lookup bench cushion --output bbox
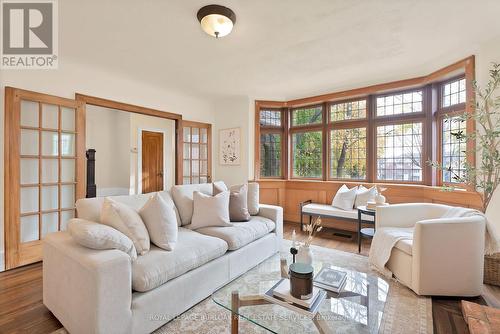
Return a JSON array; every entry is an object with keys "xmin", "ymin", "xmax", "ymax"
[
  {"xmin": 195, "ymin": 216, "xmax": 276, "ymax": 250},
  {"xmin": 302, "ymin": 203, "xmax": 374, "ymax": 221},
  {"xmin": 132, "ymin": 227, "xmax": 227, "ymax": 292}
]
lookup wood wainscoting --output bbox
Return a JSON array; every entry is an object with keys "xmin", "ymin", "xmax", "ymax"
[{"xmin": 258, "ymin": 180, "xmax": 482, "ymax": 231}]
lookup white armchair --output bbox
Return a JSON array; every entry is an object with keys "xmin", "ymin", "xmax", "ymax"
[{"xmin": 376, "ymin": 203, "xmax": 485, "ymax": 296}]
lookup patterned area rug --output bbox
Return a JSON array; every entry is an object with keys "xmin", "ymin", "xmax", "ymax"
[{"xmin": 52, "ymin": 241, "xmax": 433, "ymax": 333}]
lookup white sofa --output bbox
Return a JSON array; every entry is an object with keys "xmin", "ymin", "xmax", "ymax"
[
  {"xmin": 43, "ymin": 184, "xmax": 283, "ymax": 334},
  {"xmin": 377, "ymin": 203, "xmax": 485, "ymax": 296}
]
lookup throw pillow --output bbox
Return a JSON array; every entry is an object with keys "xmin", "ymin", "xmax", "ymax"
[
  {"xmin": 139, "ymin": 193, "xmax": 178, "ymax": 251},
  {"xmin": 355, "ymin": 186, "xmax": 378, "ymax": 208},
  {"xmin": 214, "ymin": 183, "xmax": 250, "ymax": 222},
  {"xmin": 247, "ymin": 182, "xmax": 260, "ymax": 215},
  {"xmin": 190, "ymin": 191, "xmax": 232, "ymax": 229},
  {"xmin": 68, "ymin": 219, "xmax": 137, "ymax": 260},
  {"xmin": 331, "ymin": 184, "xmax": 358, "ymax": 210},
  {"xmin": 101, "ymin": 197, "xmax": 150, "ymax": 255}
]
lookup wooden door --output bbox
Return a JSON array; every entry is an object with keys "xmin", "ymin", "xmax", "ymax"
[
  {"xmin": 4, "ymin": 87, "xmax": 85, "ymax": 269},
  {"xmin": 180, "ymin": 121, "xmax": 212, "ymax": 184},
  {"xmin": 142, "ymin": 131, "xmax": 163, "ymax": 193}
]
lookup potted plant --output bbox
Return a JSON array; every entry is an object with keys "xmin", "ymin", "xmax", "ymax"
[{"xmin": 430, "ymin": 63, "xmax": 500, "ymax": 285}]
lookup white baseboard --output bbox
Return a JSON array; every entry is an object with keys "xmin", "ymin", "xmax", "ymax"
[{"xmin": 0, "ymin": 250, "xmax": 5, "ymax": 272}]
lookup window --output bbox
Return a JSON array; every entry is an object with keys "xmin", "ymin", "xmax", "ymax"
[
  {"xmin": 260, "ymin": 109, "xmax": 281, "ymax": 127},
  {"xmin": 292, "ymin": 131, "xmax": 323, "ymax": 178},
  {"xmin": 259, "ymin": 108, "xmax": 284, "ymax": 178},
  {"xmin": 376, "ymin": 91, "xmax": 423, "ymax": 116},
  {"xmin": 255, "ymin": 59, "xmax": 474, "ymax": 185},
  {"xmin": 260, "ymin": 133, "xmax": 282, "ymax": 177},
  {"xmin": 442, "ymin": 78, "xmax": 466, "ymax": 108},
  {"xmin": 330, "ymin": 128, "xmax": 367, "ymax": 179},
  {"xmin": 376, "ymin": 122, "xmax": 423, "ymax": 182},
  {"xmin": 441, "ymin": 116, "xmax": 467, "ymax": 183},
  {"xmin": 330, "ymin": 99, "xmax": 366, "ymax": 121},
  {"xmin": 291, "ymin": 105, "xmax": 323, "ymax": 126},
  {"xmin": 182, "ymin": 121, "xmax": 211, "ymax": 184}
]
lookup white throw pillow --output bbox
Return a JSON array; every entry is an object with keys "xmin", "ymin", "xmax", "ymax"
[
  {"xmin": 247, "ymin": 182, "xmax": 260, "ymax": 215},
  {"xmin": 331, "ymin": 184, "xmax": 358, "ymax": 210},
  {"xmin": 355, "ymin": 186, "xmax": 378, "ymax": 208},
  {"xmin": 101, "ymin": 198, "xmax": 150, "ymax": 255},
  {"xmin": 190, "ymin": 191, "xmax": 232, "ymax": 229},
  {"xmin": 139, "ymin": 193, "xmax": 178, "ymax": 251},
  {"xmin": 68, "ymin": 219, "xmax": 137, "ymax": 260}
]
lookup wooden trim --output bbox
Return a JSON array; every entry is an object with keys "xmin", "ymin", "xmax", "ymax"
[{"xmin": 75, "ymin": 94, "xmax": 182, "ymax": 120}]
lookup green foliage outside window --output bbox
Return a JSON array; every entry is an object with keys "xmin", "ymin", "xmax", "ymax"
[{"xmin": 292, "ymin": 131, "xmax": 322, "ymax": 178}]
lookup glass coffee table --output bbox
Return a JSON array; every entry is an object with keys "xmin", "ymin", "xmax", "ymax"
[{"xmin": 212, "ymin": 254, "xmax": 388, "ymax": 333}]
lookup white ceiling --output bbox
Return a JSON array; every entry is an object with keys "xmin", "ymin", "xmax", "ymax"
[{"xmin": 62, "ymin": 0, "xmax": 500, "ymax": 102}]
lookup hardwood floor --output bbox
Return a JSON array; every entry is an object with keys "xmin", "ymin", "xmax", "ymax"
[{"xmin": 0, "ymin": 221, "xmax": 498, "ymax": 334}]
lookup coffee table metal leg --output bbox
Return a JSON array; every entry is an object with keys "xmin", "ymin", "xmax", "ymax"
[{"xmin": 231, "ymin": 291, "xmax": 240, "ymax": 334}]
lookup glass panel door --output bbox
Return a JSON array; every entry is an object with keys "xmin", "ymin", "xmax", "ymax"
[
  {"xmin": 4, "ymin": 87, "xmax": 84, "ymax": 269},
  {"xmin": 181, "ymin": 121, "xmax": 211, "ymax": 184}
]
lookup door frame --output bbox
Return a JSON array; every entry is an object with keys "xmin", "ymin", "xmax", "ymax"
[
  {"xmin": 74, "ymin": 94, "xmax": 183, "ymax": 185},
  {"xmin": 137, "ymin": 128, "xmax": 169, "ymax": 194}
]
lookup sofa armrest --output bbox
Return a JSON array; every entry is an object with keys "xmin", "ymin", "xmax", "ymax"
[
  {"xmin": 43, "ymin": 232, "xmax": 133, "ymax": 334},
  {"xmin": 258, "ymin": 204, "xmax": 283, "ymax": 241},
  {"xmin": 376, "ymin": 203, "xmax": 451, "ymax": 229},
  {"xmin": 411, "ymin": 216, "xmax": 485, "ymax": 296}
]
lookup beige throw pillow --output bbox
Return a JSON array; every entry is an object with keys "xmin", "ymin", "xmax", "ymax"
[
  {"xmin": 68, "ymin": 219, "xmax": 137, "ymax": 260},
  {"xmin": 139, "ymin": 193, "xmax": 178, "ymax": 251},
  {"xmin": 247, "ymin": 182, "xmax": 260, "ymax": 215},
  {"xmin": 190, "ymin": 191, "xmax": 232, "ymax": 229},
  {"xmin": 101, "ymin": 198, "xmax": 150, "ymax": 255},
  {"xmin": 355, "ymin": 186, "xmax": 378, "ymax": 208},
  {"xmin": 331, "ymin": 184, "xmax": 358, "ymax": 210},
  {"xmin": 213, "ymin": 183, "xmax": 250, "ymax": 222}
]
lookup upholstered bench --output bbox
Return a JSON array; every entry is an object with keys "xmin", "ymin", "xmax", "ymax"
[{"xmin": 299, "ymin": 200, "xmax": 374, "ymax": 231}]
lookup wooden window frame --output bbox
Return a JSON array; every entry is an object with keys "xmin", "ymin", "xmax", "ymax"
[{"xmin": 254, "ymin": 56, "xmax": 476, "ymax": 186}]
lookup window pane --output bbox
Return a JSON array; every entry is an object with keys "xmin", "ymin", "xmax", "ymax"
[
  {"xmin": 61, "ymin": 184, "xmax": 75, "ymax": 209},
  {"xmin": 442, "ymin": 78, "xmax": 466, "ymax": 107},
  {"xmin": 200, "ymin": 128, "xmax": 208, "ymax": 143},
  {"xmin": 442, "ymin": 115, "xmax": 467, "ymax": 183},
  {"xmin": 21, "ymin": 187, "xmax": 38, "ymax": 213},
  {"xmin": 41, "ymin": 185, "xmax": 58, "ymax": 211},
  {"xmin": 260, "ymin": 109, "xmax": 281, "ymax": 127},
  {"xmin": 41, "ymin": 212, "xmax": 58, "ymax": 237},
  {"xmin": 60, "ymin": 210, "xmax": 74, "ymax": 231},
  {"xmin": 20, "ymin": 100, "xmax": 39, "ymax": 127},
  {"xmin": 376, "ymin": 90, "xmax": 423, "ymax": 116},
  {"xmin": 21, "ymin": 158, "xmax": 39, "ymax": 184},
  {"xmin": 292, "ymin": 131, "xmax": 322, "ymax": 178},
  {"xmin": 61, "ymin": 133, "xmax": 75, "ymax": 156},
  {"xmin": 192, "ymin": 128, "xmax": 199, "ymax": 143},
  {"xmin": 291, "ymin": 106, "xmax": 323, "ymax": 126},
  {"xmin": 183, "ymin": 127, "xmax": 191, "ymax": 142},
  {"xmin": 21, "ymin": 215, "xmax": 39, "ymax": 242},
  {"xmin": 330, "ymin": 99, "xmax": 366, "ymax": 121},
  {"xmin": 260, "ymin": 133, "xmax": 281, "ymax": 177},
  {"xmin": 61, "ymin": 107, "xmax": 75, "ymax": 131},
  {"xmin": 330, "ymin": 128, "xmax": 367, "ymax": 179},
  {"xmin": 42, "ymin": 104, "xmax": 58, "ymax": 129},
  {"xmin": 21, "ymin": 129, "xmax": 39, "ymax": 155},
  {"xmin": 41, "ymin": 131, "xmax": 58, "ymax": 156},
  {"xmin": 376, "ymin": 123, "xmax": 422, "ymax": 181},
  {"xmin": 41, "ymin": 159, "xmax": 58, "ymax": 183},
  {"xmin": 61, "ymin": 159, "xmax": 75, "ymax": 182}
]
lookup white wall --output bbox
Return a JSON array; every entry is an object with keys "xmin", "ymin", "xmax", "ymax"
[
  {"xmin": 86, "ymin": 106, "xmax": 130, "ymax": 196},
  {"xmin": 0, "ymin": 59, "xmax": 215, "ymax": 271},
  {"xmin": 213, "ymin": 96, "xmax": 254, "ymax": 186}
]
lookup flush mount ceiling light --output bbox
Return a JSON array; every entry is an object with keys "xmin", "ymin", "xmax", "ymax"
[{"xmin": 197, "ymin": 4, "xmax": 236, "ymax": 38}]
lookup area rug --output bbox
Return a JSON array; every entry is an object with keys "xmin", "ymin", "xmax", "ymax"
[{"xmin": 52, "ymin": 241, "xmax": 433, "ymax": 333}]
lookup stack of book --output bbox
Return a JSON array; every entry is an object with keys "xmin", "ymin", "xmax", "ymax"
[
  {"xmin": 366, "ymin": 201, "xmax": 389, "ymax": 210},
  {"xmin": 313, "ymin": 267, "xmax": 347, "ymax": 293},
  {"xmin": 263, "ymin": 279, "xmax": 327, "ymax": 316}
]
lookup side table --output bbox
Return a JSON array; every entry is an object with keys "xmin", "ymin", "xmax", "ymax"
[{"xmin": 357, "ymin": 205, "xmax": 376, "ymax": 253}]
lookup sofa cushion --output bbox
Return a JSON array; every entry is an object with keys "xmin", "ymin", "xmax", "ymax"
[
  {"xmin": 195, "ymin": 216, "xmax": 275, "ymax": 250},
  {"xmin": 132, "ymin": 228, "xmax": 228, "ymax": 292},
  {"xmin": 302, "ymin": 203, "xmax": 374, "ymax": 221},
  {"xmin": 101, "ymin": 198, "xmax": 150, "ymax": 255},
  {"xmin": 171, "ymin": 184, "xmax": 213, "ymax": 225},
  {"xmin": 139, "ymin": 193, "xmax": 178, "ymax": 251},
  {"xmin": 75, "ymin": 191, "xmax": 181, "ymax": 226},
  {"xmin": 247, "ymin": 182, "xmax": 260, "ymax": 216},
  {"xmin": 395, "ymin": 239, "xmax": 413, "ymax": 255}
]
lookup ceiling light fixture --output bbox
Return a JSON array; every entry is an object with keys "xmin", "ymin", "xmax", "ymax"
[{"xmin": 197, "ymin": 4, "xmax": 236, "ymax": 38}]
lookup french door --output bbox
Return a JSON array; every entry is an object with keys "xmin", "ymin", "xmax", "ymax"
[{"xmin": 4, "ymin": 87, "xmax": 85, "ymax": 269}]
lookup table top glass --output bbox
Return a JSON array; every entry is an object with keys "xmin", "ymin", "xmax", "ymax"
[{"xmin": 211, "ymin": 253, "xmax": 388, "ymax": 333}]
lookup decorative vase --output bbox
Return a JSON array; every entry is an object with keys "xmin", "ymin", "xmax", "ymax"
[
  {"xmin": 375, "ymin": 193, "xmax": 386, "ymax": 205},
  {"xmin": 296, "ymin": 245, "xmax": 313, "ymax": 265}
]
